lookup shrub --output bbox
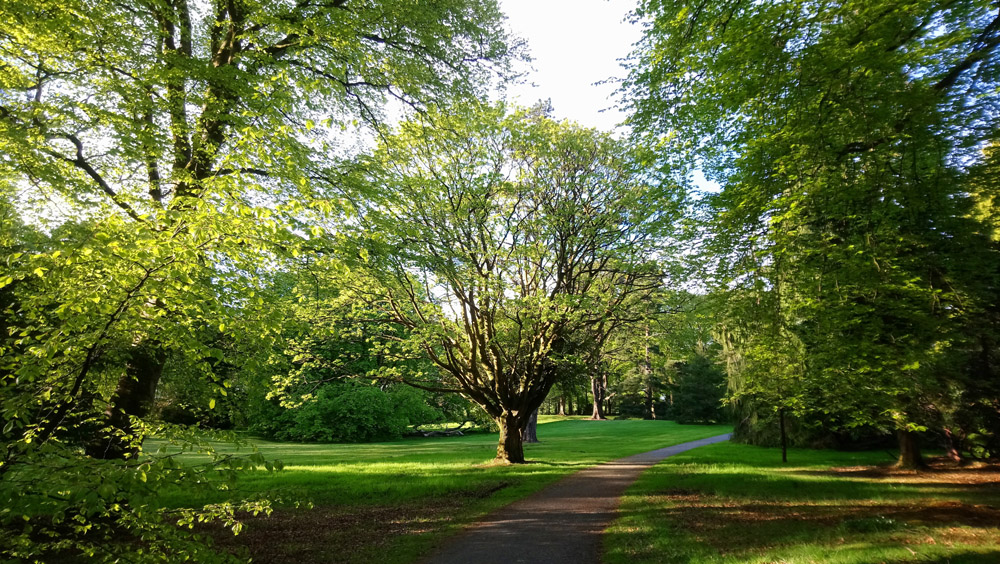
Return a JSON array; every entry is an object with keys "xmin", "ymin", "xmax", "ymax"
[{"xmin": 252, "ymin": 382, "xmax": 443, "ymax": 442}]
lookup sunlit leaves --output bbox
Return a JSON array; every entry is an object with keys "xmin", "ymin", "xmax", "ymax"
[
  {"xmin": 625, "ymin": 0, "xmax": 1000, "ymax": 443},
  {"xmin": 325, "ymin": 101, "xmax": 679, "ymax": 461},
  {"xmin": 2, "ymin": 0, "xmax": 518, "ymax": 559}
]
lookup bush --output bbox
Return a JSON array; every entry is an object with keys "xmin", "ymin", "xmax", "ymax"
[{"xmin": 252, "ymin": 382, "xmax": 443, "ymax": 442}]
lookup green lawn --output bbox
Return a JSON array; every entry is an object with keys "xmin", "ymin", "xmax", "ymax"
[
  {"xmin": 152, "ymin": 418, "xmax": 731, "ymax": 563},
  {"xmin": 605, "ymin": 442, "xmax": 1000, "ymax": 564}
]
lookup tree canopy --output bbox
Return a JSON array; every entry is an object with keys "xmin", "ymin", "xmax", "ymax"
[
  {"xmin": 329, "ymin": 101, "xmax": 682, "ymax": 462},
  {"xmin": 3, "ymin": 0, "xmax": 1000, "ymax": 561},
  {"xmin": 1, "ymin": 0, "xmax": 517, "ymax": 560},
  {"xmin": 624, "ymin": 0, "xmax": 1000, "ymax": 465}
]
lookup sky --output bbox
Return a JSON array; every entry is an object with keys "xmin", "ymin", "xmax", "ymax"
[
  {"xmin": 498, "ymin": 0, "xmax": 643, "ymax": 132},
  {"xmin": 498, "ymin": 0, "xmax": 721, "ymax": 192}
]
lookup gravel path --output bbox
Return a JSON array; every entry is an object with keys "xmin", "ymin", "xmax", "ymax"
[{"xmin": 420, "ymin": 433, "xmax": 732, "ymax": 564}]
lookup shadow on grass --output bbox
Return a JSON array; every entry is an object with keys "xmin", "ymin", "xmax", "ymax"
[
  {"xmin": 515, "ymin": 460, "xmax": 591, "ymax": 467},
  {"xmin": 204, "ymin": 499, "xmax": 481, "ymax": 564},
  {"xmin": 655, "ymin": 468, "xmax": 1000, "ymax": 507},
  {"xmin": 916, "ymin": 555, "xmax": 1000, "ymax": 564},
  {"xmin": 606, "ymin": 444, "xmax": 1000, "ymax": 564},
  {"xmin": 608, "ymin": 486, "xmax": 1000, "ymax": 564}
]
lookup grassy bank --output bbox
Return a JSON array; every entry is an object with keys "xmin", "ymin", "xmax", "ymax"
[
  {"xmin": 154, "ymin": 418, "xmax": 730, "ymax": 564},
  {"xmin": 605, "ymin": 443, "xmax": 1000, "ymax": 564}
]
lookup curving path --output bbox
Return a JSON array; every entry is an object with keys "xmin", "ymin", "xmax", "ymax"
[{"xmin": 420, "ymin": 433, "xmax": 732, "ymax": 564}]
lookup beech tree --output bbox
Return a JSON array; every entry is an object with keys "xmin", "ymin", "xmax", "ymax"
[
  {"xmin": 624, "ymin": 0, "xmax": 1000, "ymax": 467},
  {"xmin": 0, "ymin": 0, "xmax": 516, "ymax": 560},
  {"xmin": 340, "ymin": 102, "xmax": 679, "ymax": 463}
]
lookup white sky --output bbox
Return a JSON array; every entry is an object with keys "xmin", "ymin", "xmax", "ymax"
[
  {"xmin": 498, "ymin": 0, "xmax": 642, "ymax": 132},
  {"xmin": 496, "ymin": 1, "xmax": 720, "ymax": 192}
]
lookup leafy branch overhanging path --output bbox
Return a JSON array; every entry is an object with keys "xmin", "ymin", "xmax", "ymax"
[{"xmin": 421, "ymin": 433, "xmax": 732, "ymax": 564}]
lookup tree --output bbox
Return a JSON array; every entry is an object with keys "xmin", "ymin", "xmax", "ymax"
[
  {"xmin": 715, "ymin": 288, "xmax": 806, "ymax": 463},
  {"xmin": 670, "ymin": 355, "xmax": 726, "ymax": 425},
  {"xmin": 1, "ymin": 0, "xmax": 516, "ymax": 459},
  {"xmin": 0, "ymin": 0, "xmax": 516, "ymax": 560},
  {"xmin": 553, "ymin": 293, "xmax": 649, "ymax": 421},
  {"xmin": 624, "ymin": 0, "xmax": 1000, "ymax": 467},
  {"xmin": 251, "ymin": 265, "xmax": 453, "ymax": 442},
  {"xmin": 339, "ymin": 102, "xmax": 679, "ymax": 463},
  {"xmin": 933, "ymin": 141, "xmax": 1000, "ymax": 460},
  {"xmin": 597, "ymin": 290, "xmax": 679, "ymax": 420}
]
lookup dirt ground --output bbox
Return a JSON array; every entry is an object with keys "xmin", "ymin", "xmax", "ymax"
[{"xmin": 826, "ymin": 457, "xmax": 1000, "ymax": 485}]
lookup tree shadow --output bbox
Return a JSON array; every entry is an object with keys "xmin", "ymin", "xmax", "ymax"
[{"xmin": 605, "ymin": 465, "xmax": 1000, "ymax": 564}]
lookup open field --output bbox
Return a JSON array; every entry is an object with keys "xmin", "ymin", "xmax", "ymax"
[
  {"xmin": 153, "ymin": 418, "xmax": 731, "ymax": 563},
  {"xmin": 605, "ymin": 443, "xmax": 1000, "ymax": 564}
]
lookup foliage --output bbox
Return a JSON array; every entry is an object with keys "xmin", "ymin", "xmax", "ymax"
[
  {"xmin": 934, "ymin": 143, "xmax": 1000, "ymax": 459},
  {"xmin": 537, "ymin": 290, "xmax": 730, "ymax": 424},
  {"xmin": 154, "ymin": 337, "xmax": 246, "ymax": 429},
  {"xmin": 0, "ymin": 0, "xmax": 517, "ymax": 559},
  {"xmin": 593, "ymin": 291, "xmax": 719, "ymax": 422},
  {"xmin": 333, "ymin": 101, "xmax": 681, "ymax": 462},
  {"xmin": 2, "ymin": 427, "xmax": 276, "ymax": 563},
  {"xmin": 254, "ymin": 382, "xmax": 442, "ymax": 443},
  {"xmin": 624, "ymin": 0, "xmax": 1000, "ymax": 461},
  {"xmin": 669, "ymin": 355, "xmax": 727, "ymax": 424}
]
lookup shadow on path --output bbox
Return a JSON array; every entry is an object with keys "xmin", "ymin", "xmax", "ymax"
[{"xmin": 420, "ymin": 433, "xmax": 732, "ymax": 564}]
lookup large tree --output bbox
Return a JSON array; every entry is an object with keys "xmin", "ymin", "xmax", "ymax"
[
  {"xmin": 0, "ymin": 0, "xmax": 515, "ymax": 560},
  {"xmin": 1, "ymin": 0, "xmax": 515, "ymax": 458},
  {"xmin": 624, "ymin": 0, "xmax": 1000, "ymax": 467},
  {"xmin": 338, "ymin": 102, "xmax": 679, "ymax": 463}
]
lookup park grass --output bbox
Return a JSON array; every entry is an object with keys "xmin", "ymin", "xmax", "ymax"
[
  {"xmin": 151, "ymin": 418, "xmax": 730, "ymax": 564},
  {"xmin": 605, "ymin": 442, "xmax": 1000, "ymax": 564}
]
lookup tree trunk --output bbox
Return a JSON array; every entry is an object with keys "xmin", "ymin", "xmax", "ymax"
[
  {"xmin": 896, "ymin": 429, "xmax": 926, "ymax": 469},
  {"xmin": 590, "ymin": 374, "xmax": 606, "ymax": 420},
  {"xmin": 943, "ymin": 427, "xmax": 963, "ymax": 463},
  {"xmin": 496, "ymin": 411, "xmax": 526, "ymax": 463},
  {"xmin": 643, "ymin": 324, "xmax": 655, "ymax": 419},
  {"xmin": 602, "ymin": 371, "xmax": 612, "ymax": 417},
  {"xmin": 86, "ymin": 343, "xmax": 165, "ymax": 459},
  {"xmin": 557, "ymin": 395, "xmax": 566, "ymax": 416},
  {"xmin": 522, "ymin": 409, "xmax": 539, "ymax": 443},
  {"xmin": 779, "ymin": 408, "xmax": 788, "ymax": 463}
]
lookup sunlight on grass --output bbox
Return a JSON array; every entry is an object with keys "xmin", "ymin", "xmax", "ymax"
[
  {"xmin": 151, "ymin": 419, "xmax": 730, "ymax": 510},
  {"xmin": 145, "ymin": 419, "xmax": 730, "ymax": 564},
  {"xmin": 605, "ymin": 443, "xmax": 1000, "ymax": 564}
]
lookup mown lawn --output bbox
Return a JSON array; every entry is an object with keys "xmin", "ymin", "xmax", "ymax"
[
  {"xmin": 605, "ymin": 442, "xmax": 1000, "ymax": 564},
  {"xmin": 151, "ymin": 418, "xmax": 730, "ymax": 564}
]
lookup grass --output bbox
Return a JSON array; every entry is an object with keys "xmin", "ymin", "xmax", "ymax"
[
  {"xmin": 151, "ymin": 418, "xmax": 731, "ymax": 564},
  {"xmin": 604, "ymin": 442, "xmax": 1000, "ymax": 564}
]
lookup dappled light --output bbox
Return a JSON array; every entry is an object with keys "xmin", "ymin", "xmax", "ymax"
[
  {"xmin": 606, "ymin": 443, "xmax": 1000, "ymax": 564},
  {"xmin": 2, "ymin": 0, "xmax": 999, "ymax": 562}
]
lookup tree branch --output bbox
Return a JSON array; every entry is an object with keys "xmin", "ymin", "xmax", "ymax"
[
  {"xmin": 932, "ymin": 11, "xmax": 1000, "ymax": 93},
  {"xmin": 44, "ymin": 134, "xmax": 144, "ymax": 222}
]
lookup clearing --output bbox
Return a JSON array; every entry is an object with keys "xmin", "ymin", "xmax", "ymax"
[{"xmin": 158, "ymin": 418, "xmax": 730, "ymax": 563}]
